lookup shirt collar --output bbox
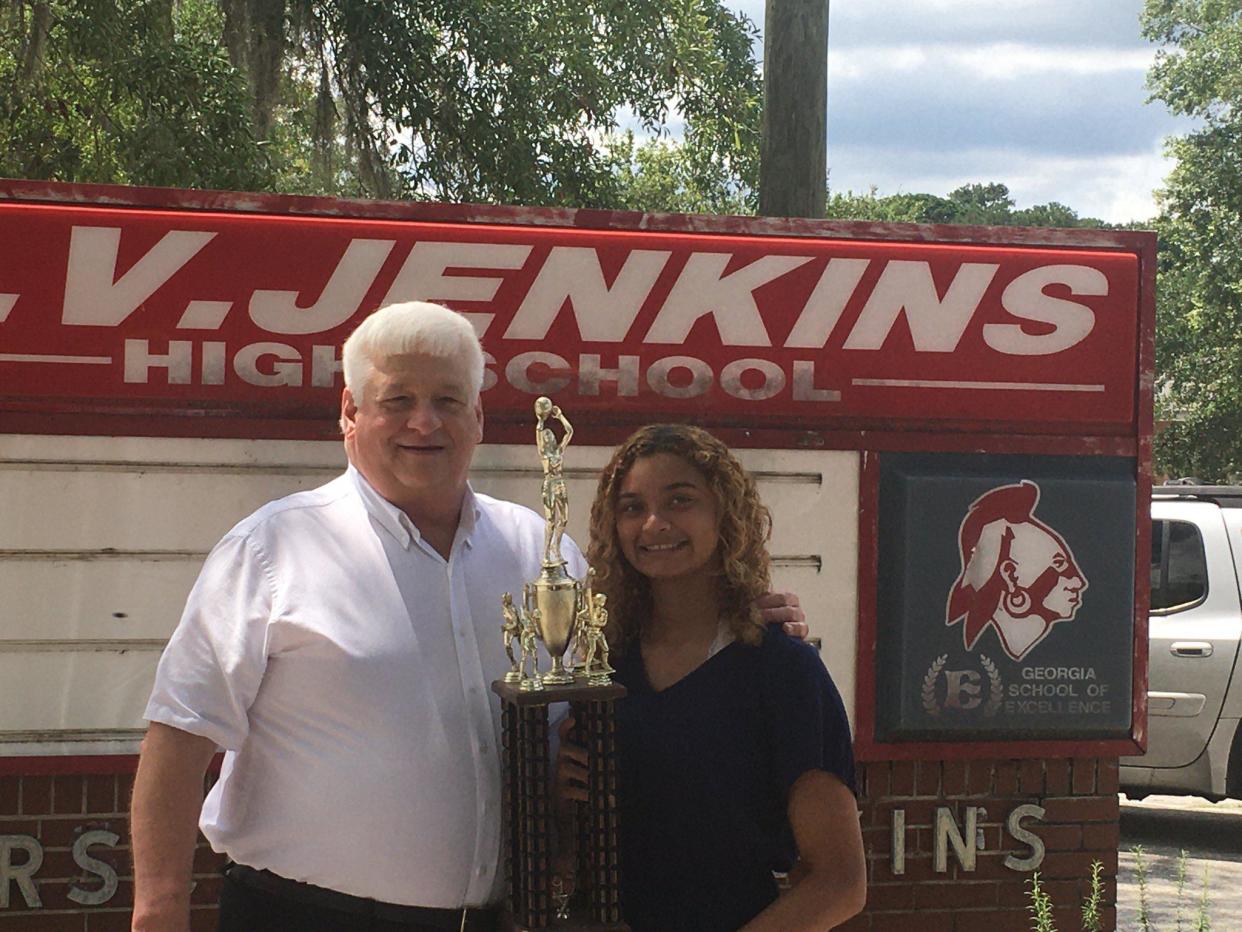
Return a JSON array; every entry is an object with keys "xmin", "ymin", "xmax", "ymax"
[{"xmin": 347, "ymin": 466, "xmax": 480, "ymax": 550}]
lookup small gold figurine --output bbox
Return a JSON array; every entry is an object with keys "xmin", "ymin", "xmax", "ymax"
[
  {"xmin": 518, "ymin": 597, "xmax": 543, "ymax": 692},
  {"xmin": 580, "ymin": 593, "xmax": 613, "ymax": 686},
  {"xmin": 501, "ymin": 592, "xmax": 523, "ymax": 684},
  {"xmin": 535, "ymin": 396, "xmax": 573, "ymax": 567}
]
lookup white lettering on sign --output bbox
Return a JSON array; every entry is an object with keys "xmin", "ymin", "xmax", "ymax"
[
  {"xmin": 784, "ymin": 257, "xmax": 871, "ymax": 348},
  {"xmin": 645, "ymin": 254, "xmax": 811, "ymax": 346},
  {"xmin": 506, "ymin": 247, "xmax": 671, "ymax": 342},
  {"xmin": 118, "ymin": 341, "xmax": 853, "ymax": 405},
  {"xmin": 68, "ymin": 831, "xmax": 119, "ymax": 906},
  {"xmin": 578, "ymin": 354, "xmax": 640, "ymax": 397},
  {"xmin": 202, "ymin": 341, "xmax": 226, "ymax": 385},
  {"xmin": 250, "ymin": 239, "xmax": 395, "ymax": 335},
  {"xmin": 0, "ymin": 835, "xmax": 42, "ymax": 909},
  {"xmin": 481, "ymin": 352, "xmax": 499, "ymax": 392},
  {"xmin": 381, "ymin": 242, "xmax": 532, "ymax": 336},
  {"xmin": 646, "ymin": 356, "xmax": 714, "ymax": 399},
  {"xmin": 844, "ymin": 261, "xmax": 1000, "ymax": 352},
  {"xmin": 987, "ymin": 265, "xmax": 1106, "ymax": 356},
  {"xmin": 312, "ymin": 345, "xmax": 344, "ymax": 388},
  {"xmin": 0, "ymin": 294, "xmax": 18, "ymax": 323},
  {"xmin": 63, "ymin": 227, "xmax": 215, "ymax": 327},
  {"xmin": 124, "ymin": 339, "xmax": 192, "ymax": 384},
  {"xmin": 122, "ymin": 340, "xmax": 345, "ymax": 389},
  {"xmin": 1005, "ymin": 666, "xmax": 1112, "ymax": 715},
  {"xmin": 505, "ymin": 351, "xmax": 572, "ymax": 395},
  {"xmin": 177, "ymin": 300, "xmax": 233, "ymax": 330},
  {"xmin": 33, "ymin": 229, "xmax": 1120, "ymax": 365},
  {"xmin": 791, "ymin": 360, "xmax": 840, "ymax": 402},
  {"xmin": 720, "ymin": 358, "xmax": 786, "ymax": 401},
  {"xmin": 234, "ymin": 342, "xmax": 304, "ymax": 387},
  {"xmin": 1024, "ymin": 666, "xmax": 1097, "ymax": 680}
]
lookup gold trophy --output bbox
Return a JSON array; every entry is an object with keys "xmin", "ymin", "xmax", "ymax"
[
  {"xmin": 499, "ymin": 397, "xmax": 614, "ymax": 689},
  {"xmin": 492, "ymin": 399, "xmax": 627, "ymax": 931}
]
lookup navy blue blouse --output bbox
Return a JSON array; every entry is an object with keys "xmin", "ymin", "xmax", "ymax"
[{"xmin": 612, "ymin": 627, "xmax": 856, "ymax": 932}]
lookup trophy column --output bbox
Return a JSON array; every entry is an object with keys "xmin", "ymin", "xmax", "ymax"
[{"xmin": 493, "ymin": 681, "xmax": 627, "ymax": 932}]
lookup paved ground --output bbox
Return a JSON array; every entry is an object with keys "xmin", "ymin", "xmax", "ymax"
[{"xmin": 1118, "ymin": 794, "xmax": 1242, "ymax": 930}]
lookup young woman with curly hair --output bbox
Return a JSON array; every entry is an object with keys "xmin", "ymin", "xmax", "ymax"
[{"xmin": 558, "ymin": 424, "xmax": 865, "ymax": 932}]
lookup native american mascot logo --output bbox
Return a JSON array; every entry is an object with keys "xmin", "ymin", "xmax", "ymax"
[{"xmin": 945, "ymin": 481, "xmax": 1087, "ymax": 662}]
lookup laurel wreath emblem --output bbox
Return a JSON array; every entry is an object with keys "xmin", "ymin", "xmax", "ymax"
[
  {"xmin": 922, "ymin": 654, "xmax": 948, "ymax": 716},
  {"xmin": 921, "ymin": 653, "xmax": 1003, "ymax": 717},
  {"xmin": 980, "ymin": 654, "xmax": 1004, "ymax": 717}
]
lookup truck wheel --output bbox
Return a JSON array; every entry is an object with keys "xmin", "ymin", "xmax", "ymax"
[{"xmin": 1226, "ymin": 721, "xmax": 1242, "ymax": 800}]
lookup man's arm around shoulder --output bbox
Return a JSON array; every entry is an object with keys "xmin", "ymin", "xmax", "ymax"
[{"xmin": 130, "ymin": 722, "xmax": 218, "ymax": 932}]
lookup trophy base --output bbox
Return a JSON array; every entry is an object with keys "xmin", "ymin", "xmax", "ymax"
[
  {"xmin": 504, "ymin": 671, "xmax": 523, "ymax": 684},
  {"xmin": 502, "ymin": 911, "xmax": 629, "ymax": 932},
  {"xmin": 494, "ymin": 679, "xmax": 629, "ymax": 932},
  {"xmin": 519, "ymin": 676, "xmax": 544, "ymax": 691}
]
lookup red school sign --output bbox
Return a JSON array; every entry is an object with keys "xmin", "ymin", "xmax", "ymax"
[{"xmin": 0, "ymin": 181, "xmax": 1147, "ymax": 444}]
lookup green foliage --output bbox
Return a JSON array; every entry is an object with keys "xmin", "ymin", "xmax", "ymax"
[
  {"xmin": 0, "ymin": 0, "xmax": 762, "ymax": 206},
  {"xmin": 1028, "ymin": 871, "xmax": 1057, "ymax": 932},
  {"xmin": 824, "ymin": 182, "xmax": 1106, "ymax": 228},
  {"xmin": 1032, "ymin": 851, "xmax": 1220, "ymax": 931},
  {"xmin": 0, "ymin": 0, "xmax": 274, "ymax": 189},
  {"xmin": 603, "ymin": 132, "xmax": 753, "ymax": 215},
  {"xmin": 1144, "ymin": 0, "xmax": 1242, "ymax": 480},
  {"xmin": 1195, "ymin": 863, "xmax": 1211, "ymax": 931},
  {"xmin": 1081, "ymin": 859, "xmax": 1105, "ymax": 932},
  {"xmin": 1176, "ymin": 848, "xmax": 1189, "ymax": 930},
  {"xmin": 318, "ymin": 0, "xmax": 761, "ymax": 206}
]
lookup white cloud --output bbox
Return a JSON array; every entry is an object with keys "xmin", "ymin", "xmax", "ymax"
[
  {"xmin": 832, "ymin": 43, "xmax": 1152, "ymax": 81},
  {"xmin": 827, "ymin": 142, "xmax": 1176, "ymax": 223},
  {"xmin": 715, "ymin": 0, "xmax": 1187, "ymax": 223}
]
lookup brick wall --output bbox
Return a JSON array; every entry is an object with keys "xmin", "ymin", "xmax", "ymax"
[
  {"xmin": 1, "ymin": 758, "xmax": 1119, "ymax": 930},
  {"xmin": 0, "ymin": 770, "xmax": 225, "ymax": 931},
  {"xmin": 843, "ymin": 756, "xmax": 1120, "ymax": 932}
]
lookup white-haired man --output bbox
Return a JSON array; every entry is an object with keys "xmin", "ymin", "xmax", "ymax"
[{"xmin": 130, "ymin": 301, "xmax": 805, "ymax": 932}]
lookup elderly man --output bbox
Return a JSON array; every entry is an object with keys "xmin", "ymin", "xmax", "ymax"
[{"xmin": 130, "ymin": 301, "xmax": 804, "ymax": 932}]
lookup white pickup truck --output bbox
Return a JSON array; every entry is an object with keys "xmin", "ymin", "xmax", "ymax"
[{"xmin": 1121, "ymin": 485, "xmax": 1242, "ymax": 799}]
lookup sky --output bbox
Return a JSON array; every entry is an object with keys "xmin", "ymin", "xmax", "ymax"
[{"xmin": 726, "ymin": 0, "xmax": 1195, "ymax": 223}]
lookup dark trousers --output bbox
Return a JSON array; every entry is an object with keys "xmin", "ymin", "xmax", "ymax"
[{"xmin": 218, "ymin": 870, "xmax": 493, "ymax": 932}]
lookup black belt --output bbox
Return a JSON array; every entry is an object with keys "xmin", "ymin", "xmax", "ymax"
[{"xmin": 223, "ymin": 862, "xmax": 499, "ymax": 931}]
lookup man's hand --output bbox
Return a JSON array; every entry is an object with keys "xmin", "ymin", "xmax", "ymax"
[{"xmin": 755, "ymin": 591, "xmax": 808, "ymax": 640}]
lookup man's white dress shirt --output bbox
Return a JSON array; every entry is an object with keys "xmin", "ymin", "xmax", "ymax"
[{"xmin": 145, "ymin": 467, "xmax": 584, "ymax": 907}]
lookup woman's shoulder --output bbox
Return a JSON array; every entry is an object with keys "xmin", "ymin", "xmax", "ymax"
[
  {"xmin": 757, "ymin": 625, "xmax": 827, "ymax": 670},
  {"xmin": 743, "ymin": 626, "xmax": 829, "ymax": 690}
]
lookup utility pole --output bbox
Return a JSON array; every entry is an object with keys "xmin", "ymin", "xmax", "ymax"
[{"xmin": 759, "ymin": 0, "xmax": 829, "ymax": 219}]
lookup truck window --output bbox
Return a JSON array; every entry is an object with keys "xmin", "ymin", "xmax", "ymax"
[{"xmin": 1150, "ymin": 519, "xmax": 1208, "ymax": 613}]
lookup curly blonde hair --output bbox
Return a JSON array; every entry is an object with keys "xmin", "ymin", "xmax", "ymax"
[{"xmin": 586, "ymin": 424, "xmax": 772, "ymax": 654}]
